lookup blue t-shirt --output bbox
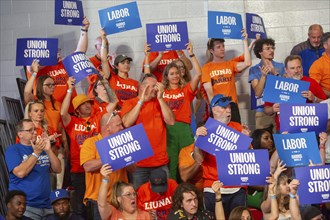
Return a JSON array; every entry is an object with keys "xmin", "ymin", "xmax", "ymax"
[
  {"xmin": 5, "ymin": 143, "xmax": 51, "ymax": 208},
  {"xmin": 248, "ymin": 60, "xmax": 285, "ymax": 111}
]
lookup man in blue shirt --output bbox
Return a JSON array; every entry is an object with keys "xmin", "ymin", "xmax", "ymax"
[{"xmin": 249, "ymin": 38, "xmax": 285, "ymax": 132}]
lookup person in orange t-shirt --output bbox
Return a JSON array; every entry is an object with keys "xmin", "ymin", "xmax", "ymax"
[
  {"xmin": 162, "ymin": 42, "xmax": 202, "ymax": 181},
  {"xmin": 137, "ymin": 168, "xmax": 178, "ymax": 220},
  {"xmin": 121, "ymin": 74, "xmax": 175, "ymax": 189},
  {"xmin": 193, "ymin": 94, "xmax": 251, "ymax": 217},
  {"xmin": 80, "ymin": 111, "xmax": 128, "ymax": 220},
  {"xmin": 202, "ymin": 29, "xmax": 252, "ymax": 123}
]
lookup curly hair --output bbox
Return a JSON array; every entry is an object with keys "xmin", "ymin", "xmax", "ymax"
[
  {"xmin": 253, "ymin": 38, "xmax": 275, "ymax": 59},
  {"xmin": 171, "ymin": 183, "xmax": 203, "ymax": 211},
  {"xmin": 36, "ymin": 75, "xmax": 57, "ymax": 110},
  {"xmin": 162, "ymin": 62, "xmax": 185, "ymax": 90}
]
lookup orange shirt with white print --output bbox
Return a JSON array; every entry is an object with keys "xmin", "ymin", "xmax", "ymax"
[
  {"xmin": 163, "ymin": 82, "xmax": 197, "ymax": 124},
  {"xmin": 64, "ymin": 113, "xmax": 104, "ymax": 173},
  {"xmin": 80, "ymin": 133, "xmax": 128, "ymax": 204},
  {"xmin": 137, "ymin": 179, "xmax": 178, "ymax": 220},
  {"xmin": 121, "ymin": 97, "xmax": 169, "ymax": 167},
  {"xmin": 109, "ymin": 74, "xmax": 138, "ymax": 107},
  {"xmin": 201, "ymin": 121, "xmax": 243, "ymax": 188},
  {"xmin": 92, "ymin": 98, "xmax": 108, "ymax": 115},
  {"xmin": 147, "ymin": 51, "xmax": 181, "ymax": 82},
  {"xmin": 201, "ymin": 60, "xmax": 239, "ymax": 103}
]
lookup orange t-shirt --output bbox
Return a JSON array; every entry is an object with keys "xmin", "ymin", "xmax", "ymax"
[
  {"xmin": 309, "ymin": 53, "xmax": 330, "ymax": 93},
  {"xmin": 92, "ymin": 98, "xmax": 108, "ymax": 114},
  {"xmin": 109, "ymin": 74, "xmax": 138, "ymax": 107},
  {"xmin": 43, "ymin": 99, "xmax": 61, "ymax": 132},
  {"xmin": 121, "ymin": 97, "xmax": 169, "ymax": 167},
  {"xmin": 202, "ymin": 121, "xmax": 243, "ymax": 188},
  {"xmin": 163, "ymin": 82, "xmax": 196, "ymax": 124},
  {"xmin": 80, "ymin": 133, "xmax": 128, "ymax": 203},
  {"xmin": 64, "ymin": 113, "xmax": 104, "ymax": 173},
  {"xmin": 201, "ymin": 60, "xmax": 239, "ymax": 103},
  {"xmin": 137, "ymin": 179, "xmax": 178, "ymax": 220},
  {"xmin": 178, "ymin": 144, "xmax": 203, "ymax": 191},
  {"xmin": 147, "ymin": 51, "xmax": 181, "ymax": 82},
  {"xmin": 109, "ymin": 207, "xmax": 152, "ymax": 220}
]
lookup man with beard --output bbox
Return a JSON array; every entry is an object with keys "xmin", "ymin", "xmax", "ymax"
[{"xmin": 44, "ymin": 189, "xmax": 84, "ymax": 220}]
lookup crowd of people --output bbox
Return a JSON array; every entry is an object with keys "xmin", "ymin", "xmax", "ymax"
[{"xmin": 2, "ymin": 17, "xmax": 330, "ymax": 220}]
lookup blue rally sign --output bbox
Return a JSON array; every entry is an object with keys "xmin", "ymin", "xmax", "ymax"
[
  {"xmin": 273, "ymin": 132, "xmax": 321, "ymax": 167},
  {"xmin": 16, "ymin": 38, "xmax": 58, "ymax": 66},
  {"xmin": 208, "ymin": 11, "xmax": 243, "ymax": 39},
  {"xmin": 62, "ymin": 52, "xmax": 97, "ymax": 83},
  {"xmin": 295, "ymin": 165, "xmax": 330, "ymax": 205},
  {"xmin": 98, "ymin": 1, "xmax": 142, "ymax": 35},
  {"xmin": 280, "ymin": 103, "xmax": 328, "ymax": 134},
  {"xmin": 250, "ymin": 85, "xmax": 264, "ymax": 110},
  {"xmin": 195, "ymin": 118, "xmax": 251, "ymax": 155},
  {"xmin": 146, "ymin": 21, "xmax": 189, "ymax": 52},
  {"xmin": 55, "ymin": 0, "xmax": 84, "ymax": 25},
  {"xmin": 263, "ymin": 75, "xmax": 310, "ymax": 104},
  {"xmin": 245, "ymin": 13, "xmax": 267, "ymax": 39},
  {"xmin": 216, "ymin": 150, "xmax": 270, "ymax": 186},
  {"xmin": 96, "ymin": 124, "xmax": 154, "ymax": 171}
]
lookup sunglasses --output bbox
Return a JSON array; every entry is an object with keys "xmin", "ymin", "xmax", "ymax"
[
  {"xmin": 211, "ymin": 96, "xmax": 232, "ymax": 107},
  {"xmin": 86, "ymin": 121, "xmax": 91, "ymax": 132},
  {"xmin": 106, "ymin": 110, "xmax": 117, "ymax": 125}
]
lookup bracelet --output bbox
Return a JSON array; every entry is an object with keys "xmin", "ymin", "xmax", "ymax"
[
  {"xmin": 31, "ymin": 72, "xmax": 37, "ymax": 77},
  {"xmin": 289, "ymin": 193, "xmax": 296, "ymax": 199},
  {"xmin": 269, "ymin": 194, "xmax": 276, "ymax": 199},
  {"xmin": 102, "ymin": 178, "xmax": 109, "ymax": 183},
  {"xmin": 189, "ymin": 54, "xmax": 195, "ymax": 58},
  {"xmin": 215, "ymin": 197, "xmax": 222, "ymax": 202},
  {"xmin": 144, "ymin": 64, "xmax": 150, "ymax": 68},
  {"xmin": 319, "ymin": 146, "xmax": 325, "ymax": 149},
  {"xmin": 81, "ymin": 28, "xmax": 88, "ymax": 32},
  {"xmin": 32, "ymin": 152, "xmax": 39, "ymax": 159},
  {"xmin": 138, "ymin": 100, "xmax": 143, "ymax": 106},
  {"xmin": 313, "ymin": 96, "xmax": 317, "ymax": 103},
  {"xmin": 67, "ymin": 89, "xmax": 72, "ymax": 94}
]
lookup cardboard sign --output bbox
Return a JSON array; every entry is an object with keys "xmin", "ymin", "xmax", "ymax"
[
  {"xmin": 280, "ymin": 103, "xmax": 328, "ymax": 134},
  {"xmin": 245, "ymin": 13, "xmax": 267, "ymax": 39},
  {"xmin": 62, "ymin": 52, "xmax": 97, "ymax": 83},
  {"xmin": 195, "ymin": 118, "xmax": 251, "ymax": 155},
  {"xmin": 146, "ymin": 21, "xmax": 189, "ymax": 52},
  {"xmin": 295, "ymin": 165, "xmax": 330, "ymax": 205},
  {"xmin": 99, "ymin": 1, "xmax": 142, "ymax": 35},
  {"xmin": 55, "ymin": 0, "xmax": 84, "ymax": 25},
  {"xmin": 208, "ymin": 11, "xmax": 243, "ymax": 39},
  {"xmin": 263, "ymin": 75, "xmax": 310, "ymax": 104},
  {"xmin": 273, "ymin": 132, "xmax": 321, "ymax": 167},
  {"xmin": 216, "ymin": 150, "xmax": 270, "ymax": 186},
  {"xmin": 250, "ymin": 85, "xmax": 264, "ymax": 110},
  {"xmin": 96, "ymin": 124, "xmax": 154, "ymax": 171},
  {"xmin": 16, "ymin": 38, "xmax": 58, "ymax": 66}
]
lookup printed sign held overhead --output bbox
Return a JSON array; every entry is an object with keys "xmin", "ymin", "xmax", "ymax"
[{"xmin": 55, "ymin": 0, "xmax": 84, "ymax": 25}]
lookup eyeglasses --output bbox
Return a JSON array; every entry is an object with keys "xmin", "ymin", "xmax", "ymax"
[
  {"xmin": 121, "ymin": 192, "xmax": 137, "ymax": 199},
  {"xmin": 20, "ymin": 128, "xmax": 36, "ymax": 134},
  {"xmin": 43, "ymin": 83, "xmax": 55, "ymax": 88},
  {"xmin": 106, "ymin": 110, "xmax": 117, "ymax": 125},
  {"xmin": 211, "ymin": 96, "xmax": 232, "ymax": 107},
  {"xmin": 86, "ymin": 121, "xmax": 91, "ymax": 132},
  {"xmin": 263, "ymin": 46, "xmax": 275, "ymax": 51}
]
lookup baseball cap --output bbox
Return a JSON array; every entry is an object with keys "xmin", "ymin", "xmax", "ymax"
[
  {"xmin": 301, "ymin": 206, "xmax": 322, "ymax": 220},
  {"xmin": 72, "ymin": 94, "xmax": 93, "ymax": 111},
  {"xmin": 210, "ymin": 94, "xmax": 233, "ymax": 108},
  {"xmin": 50, "ymin": 189, "xmax": 70, "ymax": 205},
  {"xmin": 114, "ymin": 54, "xmax": 132, "ymax": 66},
  {"xmin": 150, "ymin": 168, "xmax": 168, "ymax": 193}
]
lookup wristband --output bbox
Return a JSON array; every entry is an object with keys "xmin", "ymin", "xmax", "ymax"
[
  {"xmin": 189, "ymin": 54, "xmax": 195, "ymax": 58},
  {"xmin": 319, "ymin": 146, "xmax": 325, "ymax": 149},
  {"xmin": 144, "ymin": 64, "xmax": 150, "ymax": 68},
  {"xmin": 67, "ymin": 89, "xmax": 72, "ymax": 94},
  {"xmin": 269, "ymin": 194, "xmax": 276, "ymax": 199},
  {"xmin": 81, "ymin": 28, "xmax": 88, "ymax": 32},
  {"xmin": 32, "ymin": 152, "xmax": 39, "ymax": 159},
  {"xmin": 138, "ymin": 100, "xmax": 143, "ymax": 106},
  {"xmin": 289, "ymin": 193, "xmax": 296, "ymax": 199},
  {"xmin": 313, "ymin": 96, "xmax": 317, "ymax": 103},
  {"xmin": 102, "ymin": 178, "xmax": 109, "ymax": 183},
  {"xmin": 215, "ymin": 197, "xmax": 222, "ymax": 202},
  {"xmin": 32, "ymin": 72, "xmax": 37, "ymax": 77}
]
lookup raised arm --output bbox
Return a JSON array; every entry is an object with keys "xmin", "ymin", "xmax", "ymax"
[
  {"xmin": 24, "ymin": 60, "xmax": 39, "ymax": 104},
  {"xmin": 177, "ymin": 50, "xmax": 193, "ymax": 70},
  {"xmin": 156, "ymin": 82, "xmax": 175, "ymax": 125},
  {"xmin": 318, "ymin": 132, "xmax": 328, "ymax": 165},
  {"xmin": 236, "ymin": 29, "xmax": 252, "ymax": 72},
  {"xmin": 143, "ymin": 43, "xmax": 151, "ymax": 74},
  {"xmin": 100, "ymin": 29, "xmax": 110, "ymax": 80},
  {"xmin": 75, "ymin": 17, "xmax": 90, "ymax": 53},
  {"xmin": 203, "ymin": 82, "xmax": 214, "ymax": 103},
  {"xmin": 186, "ymin": 42, "xmax": 202, "ymax": 91},
  {"xmin": 60, "ymin": 77, "xmax": 75, "ymax": 127},
  {"xmin": 266, "ymin": 174, "xmax": 279, "ymax": 220},
  {"xmin": 98, "ymin": 164, "xmax": 113, "ymax": 220},
  {"xmin": 289, "ymin": 179, "xmax": 301, "ymax": 220},
  {"xmin": 149, "ymin": 52, "xmax": 163, "ymax": 72},
  {"xmin": 192, "ymin": 126, "xmax": 208, "ymax": 164},
  {"xmin": 251, "ymin": 65, "xmax": 269, "ymax": 97},
  {"xmin": 212, "ymin": 180, "xmax": 225, "ymax": 220}
]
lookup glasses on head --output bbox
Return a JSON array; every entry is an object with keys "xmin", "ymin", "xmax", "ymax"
[
  {"xmin": 121, "ymin": 192, "xmax": 137, "ymax": 199},
  {"xmin": 263, "ymin": 46, "xmax": 275, "ymax": 51},
  {"xmin": 20, "ymin": 128, "xmax": 36, "ymax": 134},
  {"xmin": 43, "ymin": 83, "xmax": 55, "ymax": 88},
  {"xmin": 86, "ymin": 121, "xmax": 91, "ymax": 132},
  {"xmin": 106, "ymin": 110, "xmax": 117, "ymax": 125},
  {"xmin": 211, "ymin": 96, "xmax": 232, "ymax": 107}
]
